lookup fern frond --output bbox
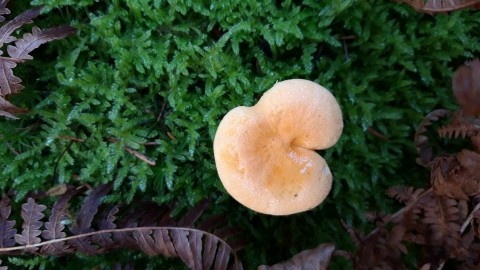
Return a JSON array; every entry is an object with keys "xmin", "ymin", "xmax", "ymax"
[
  {"xmin": 0, "ymin": 184, "xmax": 244, "ymax": 270},
  {"xmin": 438, "ymin": 122, "xmax": 480, "ymax": 139},
  {"xmin": 414, "ymin": 109, "xmax": 452, "ymax": 166},
  {"xmin": 387, "ymin": 186, "xmax": 426, "ymax": 204},
  {"xmin": 0, "ymin": 2, "xmax": 74, "ymax": 118}
]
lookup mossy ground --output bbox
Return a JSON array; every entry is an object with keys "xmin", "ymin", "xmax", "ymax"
[{"xmin": 1, "ymin": 0, "xmax": 479, "ymax": 269}]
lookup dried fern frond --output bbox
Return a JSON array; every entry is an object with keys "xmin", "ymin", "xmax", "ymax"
[
  {"xmin": 422, "ymin": 195, "xmax": 465, "ymax": 265},
  {"xmin": 414, "ymin": 109, "xmax": 452, "ymax": 167},
  {"xmin": 0, "ymin": 184, "xmax": 244, "ymax": 270},
  {"xmin": 438, "ymin": 122, "xmax": 480, "ymax": 139},
  {"xmin": 387, "ymin": 186, "xmax": 426, "ymax": 204},
  {"xmin": 0, "ymin": 3, "xmax": 75, "ymax": 119}
]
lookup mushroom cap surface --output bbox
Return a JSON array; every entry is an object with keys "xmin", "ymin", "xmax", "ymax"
[{"xmin": 213, "ymin": 79, "xmax": 343, "ymax": 215}]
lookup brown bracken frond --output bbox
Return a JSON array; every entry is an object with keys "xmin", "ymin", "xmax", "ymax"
[
  {"xmin": 0, "ymin": 2, "xmax": 75, "ymax": 119},
  {"xmin": 0, "ymin": 184, "xmax": 243, "ymax": 270},
  {"xmin": 415, "ymin": 109, "xmax": 452, "ymax": 167}
]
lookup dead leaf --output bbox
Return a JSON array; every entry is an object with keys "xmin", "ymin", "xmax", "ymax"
[{"xmin": 258, "ymin": 243, "xmax": 335, "ymax": 270}]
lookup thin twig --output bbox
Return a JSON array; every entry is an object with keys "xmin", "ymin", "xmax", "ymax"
[
  {"xmin": 124, "ymin": 146, "xmax": 156, "ymax": 166},
  {"xmin": 57, "ymin": 136, "xmax": 85, "ymax": 142},
  {"xmin": 108, "ymin": 137, "xmax": 159, "ymax": 145},
  {"xmin": 51, "ymin": 140, "xmax": 75, "ymax": 184},
  {"xmin": 460, "ymin": 201, "xmax": 480, "ymax": 234},
  {"xmin": 343, "ymin": 39, "xmax": 350, "ymax": 61},
  {"xmin": 367, "ymin": 128, "xmax": 389, "ymax": 140},
  {"xmin": 157, "ymin": 98, "xmax": 167, "ymax": 122},
  {"xmin": 339, "ymin": 35, "xmax": 356, "ymax": 40},
  {"xmin": 6, "ymin": 142, "xmax": 20, "ymax": 155}
]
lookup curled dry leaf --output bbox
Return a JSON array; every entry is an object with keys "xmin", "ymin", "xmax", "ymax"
[
  {"xmin": 257, "ymin": 243, "xmax": 335, "ymax": 270},
  {"xmin": 13, "ymin": 198, "xmax": 47, "ymax": 252}
]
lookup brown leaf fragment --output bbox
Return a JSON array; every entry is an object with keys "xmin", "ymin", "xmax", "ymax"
[
  {"xmin": 0, "ymin": 0, "xmax": 10, "ymax": 23},
  {"xmin": 202, "ymin": 234, "xmax": 219, "ymax": 270},
  {"xmin": 0, "ymin": 95, "xmax": 28, "ymax": 119},
  {"xmin": 153, "ymin": 229, "xmax": 177, "ymax": 257},
  {"xmin": 0, "ymin": 59, "xmax": 22, "ymax": 96},
  {"xmin": 0, "ymin": 6, "xmax": 42, "ymax": 48},
  {"xmin": 133, "ymin": 229, "xmax": 157, "ymax": 256},
  {"xmin": 68, "ymin": 183, "xmax": 113, "ymax": 253},
  {"xmin": 472, "ymin": 135, "xmax": 480, "ymax": 153},
  {"xmin": 45, "ymin": 184, "xmax": 68, "ymax": 197},
  {"xmin": 214, "ymin": 241, "xmax": 232, "ymax": 270},
  {"xmin": 92, "ymin": 205, "xmax": 118, "ymax": 247},
  {"xmin": 0, "ymin": 196, "xmax": 16, "ymax": 248},
  {"xmin": 258, "ymin": 243, "xmax": 335, "ymax": 270},
  {"xmin": 177, "ymin": 198, "xmax": 211, "ymax": 227},
  {"xmin": 414, "ymin": 109, "xmax": 452, "ymax": 166},
  {"xmin": 431, "ymin": 151, "xmax": 480, "ymax": 199},
  {"xmin": 0, "ymin": 184, "xmax": 244, "ymax": 270},
  {"xmin": 438, "ymin": 122, "xmax": 480, "ymax": 139},
  {"xmin": 7, "ymin": 25, "xmax": 76, "ymax": 60},
  {"xmin": 189, "ymin": 230, "xmax": 203, "ymax": 270},
  {"xmin": 419, "ymin": 264, "xmax": 431, "ymax": 270},
  {"xmin": 171, "ymin": 229, "xmax": 196, "ymax": 269},
  {"xmin": 387, "ymin": 186, "xmax": 425, "ymax": 204},
  {"xmin": 41, "ymin": 188, "xmax": 76, "ymax": 255},
  {"xmin": 453, "ymin": 59, "xmax": 480, "ymax": 117},
  {"xmin": 14, "ymin": 198, "xmax": 47, "ymax": 250}
]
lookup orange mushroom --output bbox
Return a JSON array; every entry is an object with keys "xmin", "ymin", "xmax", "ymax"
[{"xmin": 213, "ymin": 79, "xmax": 343, "ymax": 215}]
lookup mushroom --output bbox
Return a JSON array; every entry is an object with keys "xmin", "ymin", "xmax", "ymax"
[{"xmin": 213, "ymin": 79, "xmax": 343, "ymax": 215}]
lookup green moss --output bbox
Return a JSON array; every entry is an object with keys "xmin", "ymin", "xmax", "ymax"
[{"xmin": 0, "ymin": 0, "xmax": 479, "ymax": 268}]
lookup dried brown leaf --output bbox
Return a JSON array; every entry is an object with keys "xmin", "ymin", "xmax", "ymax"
[
  {"xmin": 45, "ymin": 184, "xmax": 68, "ymax": 197},
  {"xmin": 177, "ymin": 198, "xmax": 211, "ymax": 227},
  {"xmin": 0, "ymin": 96, "xmax": 27, "ymax": 119},
  {"xmin": 0, "ymin": 196, "xmax": 16, "ymax": 248},
  {"xmin": 453, "ymin": 59, "xmax": 480, "ymax": 117},
  {"xmin": 68, "ymin": 183, "xmax": 113, "ymax": 254},
  {"xmin": 258, "ymin": 243, "xmax": 335, "ymax": 270},
  {"xmin": 387, "ymin": 186, "xmax": 425, "ymax": 204},
  {"xmin": 0, "ymin": 59, "xmax": 22, "ymax": 96},
  {"xmin": 92, "ymin": 205, "xmax": 118, "ymax": 246},
  {"xmin": 7, "ymin": 25, "xmax": 75, "ymax": 60},
  {"xmin": 0, "ymin": 6, "xmax": 41, "ymax": 48},
  {"xmin": 414, "ymin": 109, "xmax": 452, "ymax": 166},
  {"xmin": 438, "ymin": 122, "xmax": 480, "ymax": 139},
  {"xmin": 0, "ymin": 185, "xmax": 244, "ymax": 270},
  {"xmin": 0, "ymin": 3, "xmax": 75, "ymax": 119},
  {"xmin": 13, "ymin": 198, "xmax": 47, "ymax": 250},
  {"xmin": 0, "ymin": 0, "xmax": 10, "ymax": 23},
  {"xmin": 40, "ymin": 188, "xmax": 76, "ymax": 255}
]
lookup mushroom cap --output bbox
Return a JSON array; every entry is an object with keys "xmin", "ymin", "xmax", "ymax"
[{"xmin": 213, "ymin": 79, "xmax": 343, "ymax": 215}]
